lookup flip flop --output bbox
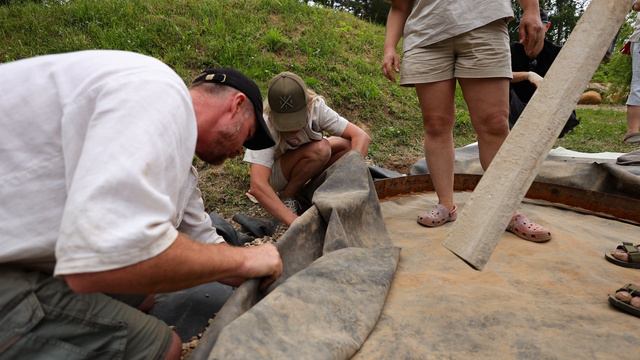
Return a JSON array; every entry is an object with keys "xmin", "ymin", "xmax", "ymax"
[
  {"xmin": 608, "ymin": 283, "xmax": 640, "ymax": 318},
  {"xmin": 623, "ymin": 132, "xmax": 640, "ymax": 144},
  {"xmin": 605, "ymin": 242, "xmax": 640, "ymax": 269},
  {"xmin": 506, "ymin": 213, "xmax": 552, "ymax": 243},
  {"xmin": 417, "ymin": 204, "xmax": 457, "ymax": 227}
]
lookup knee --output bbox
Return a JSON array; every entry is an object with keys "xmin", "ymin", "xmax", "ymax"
[
  {"xmin": 423, "ymin": 114, "xmax": 454, "ymax": 138},
  {"xmin": 305, "ymin": 139, "xmax": 332, "ymax": 163},
  {"xmin": 474, "ymin": 110, "xmax": 509, "ymax": 137}
]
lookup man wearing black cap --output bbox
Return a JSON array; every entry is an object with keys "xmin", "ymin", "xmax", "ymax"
[
  {"xmin": 0, "ymin": 50, "xmax": 282, "ymax": 359},
  {"xmin": 510, "ymin": 9, "xmax": 579, "ymax": 137}
]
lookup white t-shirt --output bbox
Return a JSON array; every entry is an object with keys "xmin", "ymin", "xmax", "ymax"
[
  {"xmin": 0, "ymin": 50, "xmax": 222, "ymax": 275},
  {"xmin": 402, "ymin": 0, "xmax": 514, "ymax": 53},
  {"xmin": 243, "ymin": 98, "xmax": 349, "ymax": 168}
]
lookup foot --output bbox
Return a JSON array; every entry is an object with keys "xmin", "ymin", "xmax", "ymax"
[
  {"xmin": 615, "ymin": 284, "xmax": 640, "ymax": 310},
  {"xmin": 506, "ymin": 212, "xmax": 551, "ymax": 242},
  {"xmin": 611, "ymin": 243, "xmax": 640, "ymax": 262},
  {"xmin": 417, "ymin": 204, "xmax": 457, "ymax": 227},
  {"xmin": 623, "ymin": 131, "xmax": 640, "ymax": 144},
  {"xmin": 615, "ymin": 289, "xmax": 640, "ymax": 308},
  {"xmin": 611, "ymin": 284, "xmax": 640, "ymax": 317}
]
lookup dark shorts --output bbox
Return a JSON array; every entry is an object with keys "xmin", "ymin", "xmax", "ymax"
[{"xmin": 0, "ymin": 267, "xmax": 173, "ymax": 359}]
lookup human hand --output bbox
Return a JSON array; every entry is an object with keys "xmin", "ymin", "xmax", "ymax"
[
  {"xmin": 382, "ymin": 48, "xmax": 400, "ymax": 82},
  {"xmin": 527, "ymin": 71, "xmax": 543, "ymax": 88},
  {"xmin": 519, "ymin": 11, "xmax": 544, "ymax": 58},
  {"xmin": 242, "ymin": 243, "xmax": 283, "ymax": 289}
]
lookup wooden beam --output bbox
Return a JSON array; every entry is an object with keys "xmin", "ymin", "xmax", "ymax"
[{"xmin": 442, "ymin": 0, "xmax": 630, "ymax": 270}]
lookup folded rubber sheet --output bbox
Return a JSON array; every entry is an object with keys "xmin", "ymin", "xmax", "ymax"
[
  {"xmin": 411, "ymin": 144, "xmax": 640, "ymax": 198},
  {"xmin": 190, "ymin": 152, "xmax": 399, "ymax": 360}
]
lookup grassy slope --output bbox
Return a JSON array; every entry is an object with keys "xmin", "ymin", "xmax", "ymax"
[{"xmin": 0, "ymin": 0, "xmax": 636, "ymax": 217}]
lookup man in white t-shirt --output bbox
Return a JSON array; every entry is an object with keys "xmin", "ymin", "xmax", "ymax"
[
  {"xmin": 0, "ymin": 50, "xmax": 282, "ymax": 359},
  {"xmin": 244, "ymin": 72, "xmax": 371, "ymax": 226}
]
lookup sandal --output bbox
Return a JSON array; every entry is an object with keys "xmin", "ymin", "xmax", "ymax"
[
  {"xmin": 605, "ymin": 242, "xmax": 640, "ymax": 269},
  {"xmin": 608, "ymin": 283, "xmax": 640, "ymax": 318},
  {"xmin": 623, "ymin": 132, "xmax": 640, "ymax": 144},
  {"xmin": 506, "ymin": 213, "xmax": 551, "ymax": 243},
  {"xmin": 417, "ymin": 204, "xmax": 457, "ymax": 227}
]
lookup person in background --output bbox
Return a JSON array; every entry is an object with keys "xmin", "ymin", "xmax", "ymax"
[
  {"xmin": 382, "ymin": 0, "xmax": 552, "ymax": 242},
  {"xmin": 509, "ymin": 9, "xmax": 580, "ymax": 138},
  {"xmin": 624, "ymin": 0, "xmax": 640, "ymax": 144},
  {"xmin": 244, "ymin": 71, "xmax": 371, "ymax": 226}
]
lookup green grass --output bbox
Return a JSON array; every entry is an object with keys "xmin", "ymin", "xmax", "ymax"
[
  {"xmin": 557, "ymin": 108, "xmax": 637, "ymax": 153},
  {"xmin": 1, "ymin": 0, "xmax": 637, "ymax": 217}
]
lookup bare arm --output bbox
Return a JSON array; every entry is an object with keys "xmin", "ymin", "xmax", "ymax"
[
  {"xmin": 248, "ymin": 163, "xmax": 298, "ymax": 226},
  {"xmin": 340, "ymin": 123, "xmax": 371, "ymax": 157},
  {"xmin": 382, "ymin": 0, "xmax": 414, "ymax": 82},
  {"xmin": 64, "ymin": 233, "xmax": 282, "ymax": 294},
  {"xmin": 517, "ymin": 0, "xmax": 544, "ymax": 58},
  {"xmin": 511, "ymin": 71, "xmax": 543, "ymax": 87}
]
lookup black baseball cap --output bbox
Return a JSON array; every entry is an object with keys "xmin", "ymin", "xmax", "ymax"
[
  {"xmin": 540, "ymin": 9, "xmax": 549, "ymax": 23},
  {"xmin": 192, "ymin": 67, "xmax": 275, "ymax": 150}
]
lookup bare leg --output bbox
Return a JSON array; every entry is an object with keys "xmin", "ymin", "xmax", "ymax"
[
  {"xmin": 626, "ymin": 105, "xmax": 640, "ymax": 138},
  {"xmin": 327, "ymin": 136, "xmax": 351, "ymax": 166},
  {"xmin": 415, "ymin": 80, "xmax": 456, "ymax": 210},
  {"xmin": 163, "ymin": 331, "xmax": 182, "ymax": 360},
  {"xmin": 458, "ymin": 77, "xmax": 509, "ymax": 170},
  {"xmin": 278, "ymin": 139, "xmax": 331, "ymax": 198},
  {"xmin": 459, "ymin": 77, "xmax": 551, "ymax": 241}
]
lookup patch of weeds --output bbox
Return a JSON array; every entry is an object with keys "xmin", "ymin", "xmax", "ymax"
[{"xmin": 263, "ymin": 28, "xmax": 291, "ymax": 52}]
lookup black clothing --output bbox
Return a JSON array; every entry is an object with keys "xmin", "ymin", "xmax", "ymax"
[{"xmin": 509, "ymin": 39, "xmax": 579, "ymax": 138}]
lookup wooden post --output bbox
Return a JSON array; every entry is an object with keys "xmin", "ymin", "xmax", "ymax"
[{"xmin": 442, "ymin": 0, "xmax": 630, "ymax": 270}]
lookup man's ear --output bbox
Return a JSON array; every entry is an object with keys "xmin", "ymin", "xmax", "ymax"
[{"xmin": 230, "ymin": 92, "xmax": 247, "ymax": 116}]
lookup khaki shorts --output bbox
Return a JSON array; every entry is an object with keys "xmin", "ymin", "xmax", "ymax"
[
  {"xmin": 0, "ymin": 267, "xmax": 173, "ymax": 359},
  {"xmin": 400, "ymin": 19, "xmax": 512, "ymax": 85},
  {"xmin": 269, "ymin": 159, "xmax": 288, "ymax": 193}
]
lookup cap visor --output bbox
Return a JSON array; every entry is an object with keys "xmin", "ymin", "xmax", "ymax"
[{"xmin": 271, "ymin": 108, "xmax": 308, "ymax": 132}]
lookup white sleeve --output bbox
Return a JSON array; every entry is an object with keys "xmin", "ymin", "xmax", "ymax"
[
  {"xmin": 177, "ymin": 168, "xmax": 224, "ymax": 244},
  {"xmin": 54, "ymin": 75, "xmax": 196, "ymax": 275},
  {"xmin": 243, "ymin": 146, "xmax": 276, "ymax": 168},
  {"xmin": 312, "ymin": 98, "xmax": 349, "ymax": 136}
]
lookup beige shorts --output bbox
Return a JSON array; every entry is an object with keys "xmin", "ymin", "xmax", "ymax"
[
  {"xmin": 269, "ymin": 159, "xmax": 288, "ymax": 193},
  {"xmin": 400, "ymin": 19, "xmax": 512, "ymax": 85}
]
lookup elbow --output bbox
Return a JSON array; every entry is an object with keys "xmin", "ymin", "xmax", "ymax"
[
  {"xmin": 391, "ymin": 0, "xmax": 410, "ymax": 13},
  {"xmin": 358, "ymin": 131, "xmax": 372, "ymax": 152},
  {"xmin": 363, "ymin": 132, "xmax": 372, "ymax": 147}
]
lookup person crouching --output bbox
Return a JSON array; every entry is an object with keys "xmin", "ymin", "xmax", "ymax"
[{"xmin": 244, "ymin": 71, "xmax": 371, "ymax": 226}]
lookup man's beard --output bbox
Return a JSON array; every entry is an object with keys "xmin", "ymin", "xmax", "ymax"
[
  {"xmin": 197, "ymin": 119, "xmax": 244, "ymax": 165},
  {"xmin": 196, "ymin": 149, "xmax": 228, "ymax": 166}
]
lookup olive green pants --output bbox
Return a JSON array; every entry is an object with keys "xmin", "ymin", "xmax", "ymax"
[{"xmin": 0, "ymin": 267, "xmax": 172, "ymax": 360}]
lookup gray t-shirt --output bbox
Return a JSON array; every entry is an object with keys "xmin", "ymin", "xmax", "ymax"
[
  {"xmin": 402, "ymin": 0, "xmax": 514, "ymax": 53},
  {"xmin": 244, "ymin": 98, "xmax": 349, "ymax": 168}
]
